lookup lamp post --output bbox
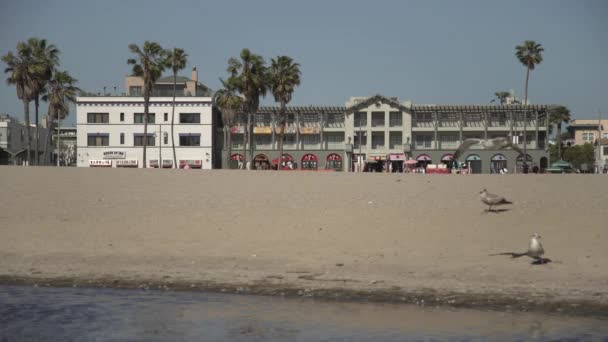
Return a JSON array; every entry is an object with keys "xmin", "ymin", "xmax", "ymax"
[{"xmin": 358, "ymin": 113, "xmax": 363, "ymax": 172}]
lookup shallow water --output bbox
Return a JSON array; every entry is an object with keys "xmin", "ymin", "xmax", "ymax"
[{"xmin": 1, "ymin": 285, "xmax": 607, "ymax": 341}]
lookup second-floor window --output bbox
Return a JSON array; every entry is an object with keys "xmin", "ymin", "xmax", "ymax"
[
  {"xmin": 179, "ymin": 134, "xmax": 200, "ymax": 146},
  {"xmin": 389, "ymin": 112, "xmax": 402, "ymax": 127},
  {"xmin": 87, "ymin": 133, "xmax": 109, "ymax": 146},
  {"xmin": 164, "ymin": 113, "xmax": 168, "ymax": 122},
  {"xmin": 180, "ymin": 113, "xmax": 201, "ymax": 124},
  {"xmin": 129, "ymin": 86, "xmax": 142, "ymax": 96},
  {"xmin": 87, "ymin": 113, "xmax": 109, "ymax": 124},
  {"xmin": 354, "ymin": 112, "xmax": 367, "ymax": 127},
  {"xmin": 134, "ymin": 134, "xmax": 155, "ymax": 146},
  {"xmin": 371, "ymin": 112, "xmax": 385, "ymax": 127},
  {"xmin": 120, "ymin": 113, "xmax": 124, "ymax": 122},
  {"xmin": 582, "ymin": 132, "xmax": 595, "ymax": 143},
  {"xmin": 134, "ymin": 113, "xmax": 155, "ymax": 124},
  {"xmin": 120, "ymin": 133, "xmax": 124, "ymax": 145}
]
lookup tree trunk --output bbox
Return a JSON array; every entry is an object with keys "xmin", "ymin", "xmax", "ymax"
[
  {"xmin": 523, "ymin": 63, "xmax": 530, "ymax": 172},
  {"xmin": 557, "ymin": 122, "xmax": 562, "ymax": 159},
  {"xmin": 23, "ymin": 99, "xmax": 31, "ymax": 166},
  {"xmin": 277, "ymin": 102, "xmax": 286, "ymax": 171},
  {"xmin": 248, "ymin": 111, "xmax": 254, "ymax": 169},
  {"xmin": 143, "ymin": 89, "xmax": 150, "ymax": 168},
  {"xmin": 42, "ymin": 114, "xmax": 54, "ymax": 165},
  {"xmin": 227, "ymin": 125, "xmax": 232, "ymax": 168},
  {"xmin": 34, "ymin": 96, "xmax": 40, "ymax": 165},
  {"xmin": 242, "ymin": 114, "xmax": 248, "ymax": 170},
  {"xmin": 171, "ymin": 73, "xmax": 178, "ymax": 168}
]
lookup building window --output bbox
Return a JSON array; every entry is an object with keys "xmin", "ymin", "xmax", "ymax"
[
  {"xmin": 354, "ymin": 131, "xmax": 367, "ymax": 149},
  {"xmin": 301, "ymin": 134, "xmax": 320, "ymax": 148},
  {"xmin": 603, "ymin": 146, "xmax": 608, "ymax": 155},
  {"xmin": 134, "ymin": 113, "xmax": 155, "ymax": 124},
  {"xmin": 163, "ymin": 132, "xmax": 168, "ymax": 145},
  {"xmin": 120, "ymin": 133, "xmax": 124, "ymax": 145},
  {"xmin": 87, "ymin": 113, "xmax": 109, "ymax": 124},
  {"xmin": 325, "ymin": 132, "xmax": 344, "ymax": 149},
  {"xmin": 179, "ymin": 134, "xmax": 200, "ymax": 146},
  {"xmin": 325, "ymin": 113, "xmax": 345, "ymax": 128},
  {"xmin": 164, "ymin": 113, "xmax": 168, "ymax": 122},
  {"xmin": 371, "ymin": 132, "xmax": 385, "ymax": 149},
  {"xmin": 283, "ymin": 134, "xmax": 296, "ymax": 147},
  {"xmin": 120, "ymin": 113, "xmax": 124, "ymax": 122},
  {"xmin": 130, "ymin": 86, "xmax": 142, "ymax": 96},
  {"xmin": 371, "ymin": 112, "xmax": 385, "ymax": 127},
  {"xmin": 179, "ymin": 113, "xmax": 201, "ymax": 124},
  {"xmin": 254, "ymin": 134, "xmax": 272, "ymax": 149},
  {"xmin": 354, "ymin": 112, "xmax": 367, "ymax": 127},
  {"xmin": 134, "ymin": 134, "xmax": 155, "ymax": 146},
  {"xmin": 389, "ymin": 112, "xmax": 402, "ymax": 127},
  {"xmin": 440, "ymin": 134, "xmax": 459, "ymax": 149},
  {"xmin": 87, "ymin": 134, "xmax": 109, "ymax": 146},
  {"xmin": 389, "ymin": 132, "xmax": 402, "ymax": 149},
  {"xmin": 582, "ymin": 132, "xmax": 595, "ymax": 143},
  {"xmin": 415, "ymin": 134, "xmax": 433, "ymax": 148}
]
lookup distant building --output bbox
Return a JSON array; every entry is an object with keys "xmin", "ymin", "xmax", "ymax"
[
  {"xmin": 52, "ymin": 126, "xmax": 77, "ymax": 166},
  {"xmin": 76, "ymin": 68, "xmax": 217, "ymax": 169},
  {"xmin": 568, "ymin": 119, "xmax": 608, "ymax": 171},
  {"xmin": 220, "ymin": 94, "xmax": 553, "ymax": 173},
  {"xmin": 0, "ymin": 114, "xmax": 50, "ymax": 165}
]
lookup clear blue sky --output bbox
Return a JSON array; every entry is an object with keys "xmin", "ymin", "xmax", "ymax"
[{"xmin": 1, "ymin": 0, "xmax": 607, "ymax": 126}]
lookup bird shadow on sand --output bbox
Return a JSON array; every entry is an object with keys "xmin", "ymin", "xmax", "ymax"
[
  {"xmin": 483, "ymin": 208, "xmax": 512, "ymax": 214},
  {"xmin": 489, "ymin": 252, "xmax": 552, "ymax": 265}
]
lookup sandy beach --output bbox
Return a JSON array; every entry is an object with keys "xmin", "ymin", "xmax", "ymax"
[{"xmin": 1, "ymin": 167, "xmax": 607, "ymax": 316}]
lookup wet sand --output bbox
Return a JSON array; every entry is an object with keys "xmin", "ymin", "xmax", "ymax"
[{"xmin": 1, "ymin": 167, "xmax": 607, "ymax": 316}]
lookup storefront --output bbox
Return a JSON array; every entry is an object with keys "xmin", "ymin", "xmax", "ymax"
[
  {"xmin": 465, "ymin": 154, "xmax": 481, "ymax": 174},
  {"xmin": 301, "ymin": 154, "xmax": 318, "ymax": 170},
  {"xmin": 89, "ymin": 160, "xmax": 112, "ymax": 167},
  {"xmin": 440, "ymin": 154, "xmax": 453, "ymax": 167},
  {"xmin": 149, "ymin": 159, "xmax": 172, "ymax": 168},
  {"xmin": 230, "ymin": 154, "xmax": 244, "ymax": 169},
  {"xmin": 388, "ymin": 153, "xmax": 405, "ymax": 173},
  {"xmin": 116, "ymin": 159, "xmax": 139, "ymax": 168},
  {"xmin": 491, "ymin": 154, "xmax": 507, "ymax": 174},
  {"xmin": 253, "ymin": 154, "xmax": 272, "ymax": 170},
  {"xmin": 366, "ymin": 155, "xmax": 386, "ymax": 172},
  {"xmin": 271, "ymin": 153, "xmax": 294, "ymax": 170},
  {"xmin": 326, "ymin": 153, "xmax": 343, "ymax": 171}
]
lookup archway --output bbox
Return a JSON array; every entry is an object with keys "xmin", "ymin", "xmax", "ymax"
[
  {"xmin": 465, "ymin": 154, "xmax": 482, "ymax": 174},
  {"xmin": 416, "ymin": 154, "xmax": 432, "ymax": 169},
  {"xmin": 491, "ymin": 154, "xmax": 507, "ymax": 174},
  {"xmin": 441, "ymin": 154, "xmax": 453, "ymax": 166},
  {"xmin": 230, "ymin": 153, "xmax": 244, "ymax": 169},
  {"xmin": 254, "ymin": 154, "xmax": 271, "ymax": 170},
  {"xmin": 326, "ymin": 153, "xmax": 342, "ymax": 171},
  {"xmin": 301, "ymin": 154, "xmax": 318, "ymax": 170},
  {"xmin": 272, "ymin": 153, "xmax": 295, "ymax": 170},
  {"xmin": 516, "ymin": 154, "xmax": 533, "ymax": 173},
  {"xmin": 540, "ymin": 157, "xmax": 548, "ymax": 172}
]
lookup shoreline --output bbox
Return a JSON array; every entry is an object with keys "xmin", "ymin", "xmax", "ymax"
[
  {"xmin": 2, "ymin": 274, "xmax": 607, "ymax": 317},
  {"xmin": 1, "ymin": 167, "xmax": 607, "ymax": 318}
]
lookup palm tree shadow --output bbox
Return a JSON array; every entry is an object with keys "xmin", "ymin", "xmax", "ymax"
[{"xmin": 483, "ymin": 208, "xmax": 512, "ymax": 214}]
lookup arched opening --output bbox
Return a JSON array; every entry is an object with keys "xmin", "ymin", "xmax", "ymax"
[
  {"xmin": 516, "ymin": 154, "xmax": 533, "ymax": 173},
  {"xmin": 301, "ymin": 154, "xmax": 318, "ymax": 170},
  {"xmin": 253, "ymin": 154, "xmax": 271, "ymax": 170},
  {"xmin": 465, "ymin": 154, "xmax": 482, "ymax": 174},
  {"xmin": 440, "ymin": 154, "xmax": 453, "ymax": 167},
  {"xmin": 540, "ymin": 157, "xmax": 548, "ymax": 172},
  {"xmin": 0, "ymin": 148, "xmax": 10, "ymax": 165},
  {"xmin": 272, "ymin": 153, "xmax": 295, "ymax": 170},
  {"xmin": 491, "ymin": 154, "xmax": 507, "ymax": 174},
  {"xmin": 326, "ymin": 153, "xmax": 343, "ymax": 171},
  {"xmin": 416, "ymin": 154, "xmax": 432, "ymax": 169}
]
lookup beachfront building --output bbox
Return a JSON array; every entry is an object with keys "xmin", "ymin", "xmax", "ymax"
[
  {"xmin": 567, "ymin": 119, "xmax": 608, "ymax": 171},
  {"xmin": 220, "ymin": 94, "xmax": 552, "ymax": 173},
  {"xmin": 0, "ymin": 113, "xmax": 50, "ymax": 165},
  {"xmin": 76, "ymin": 68, "xmax": 218, "ymax": 169},
  {"xmin": 52, "ymin": 126, "xmax": 77, "ymax": 166}
]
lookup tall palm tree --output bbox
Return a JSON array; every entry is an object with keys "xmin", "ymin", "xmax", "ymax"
[
  {"xmin": 42, "ymin": 71, "xmax": 79, "ymax": 165},
  {"xmin": 214, "ymin": 78, "xmax": 243, "ymax": 169},
  {"xmin": 549, "ymin": 105, "xmax": 571, "ymax": 160},
  {"xmin": 269, "ymin": 56, "xmax": 301, "ymax": 171},
  {"xmin": 165, "ymin": 48, "xmax": 188, "ymax": 168},
  {"xmin": 127, "ymin": 41, "xmax": 167, "ymax": 168},
  {"xmin": 225, "ymin": 49, "xmax": 269, "ymax": 168},
  {"xmin": 2, "ymin": 41, "xmax": 35, "ymax": 165},
  {"xmin": 515, "ymin": 40, "xmax": 544, "ymax": 171},
  {"xmin": 29, "ymin": 38, "xmax": 59, "ymax": 165}
]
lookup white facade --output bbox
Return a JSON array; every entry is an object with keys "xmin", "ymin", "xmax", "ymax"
[{"xmin": 76, "ymin": 96, "xmax": 214, "ymax": 169}]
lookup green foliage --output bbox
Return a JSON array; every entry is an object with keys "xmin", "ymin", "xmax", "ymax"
[
  {"xmin": 563, "ymin": 143, "xmax": 595, "ymax": 170},
  {"xmin": 43, "ymin": 71, "xmax": 79, "ymax": 121},
  {"xmin": 165, "ymin": 48, "xmax": 188, "ymax": 75},
  {"xmin": 270, "ymin": 56, "xmax": 301, "ymax": 107},
  {"xmin": 515, "ymin": 40, "xmax": 544, "ymax": 70},
  {"xmin": 492, "ymin": 91, "xmax": 511, "ymax": 105},
  {"xmin": 127, "ymin": 41, "xmax": 167, "ymax": 96}
]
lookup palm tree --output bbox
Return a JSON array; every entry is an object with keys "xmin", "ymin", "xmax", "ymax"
[
  {"xmin": 42, "ymin": 71, "xmax": 79, "ymax": 165},
  {"xmin": 549, "ymin": 105, "xmax": 571, "ymax": 160},
  {"xmin": 127, "ymin": 41, "xmax": 167, "ymax": 168},
  {"xmin": 2, "ymin": 41, "xmax": 35, "ymax": 165},
  {"xmin": 491, "ymin": 91, "xmax": 511, "ymax": 105},
  {"xmin": 269, "ymin": 56, "xmax": 301, "ymax": 171},
  {"xmin": 29, "ymin": 38, "xmax": 59, "ymax": 165},
  {"xmin": 515, "ymin": 40, "xmax": 544, "ymax": 171},
  {"xmin": 214, "ymin": 77, "xmax": 243, "ymax": 169},
  {"xmin": 165, "ymin": 48, "xmax": 188, "ymax": 168}
]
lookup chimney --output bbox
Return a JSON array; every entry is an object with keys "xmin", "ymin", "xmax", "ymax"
[{"xmin": 191, "ymin": 66, "xmax": 198, "ymax": 83}]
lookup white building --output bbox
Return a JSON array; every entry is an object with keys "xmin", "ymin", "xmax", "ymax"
[
  {"xmin": 76, "ymin": 96, "xmax": 215, "ymax": 169},
  {"xmin": 1, "ymin": 113, "xmax": 50, "ymax": 165}
]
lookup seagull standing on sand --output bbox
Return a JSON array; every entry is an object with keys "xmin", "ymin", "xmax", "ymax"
[
  {"xmin": 452, "ymin": 137, "xmax": 523, "ymax": 161},
  {"xmin": 490, "ymin": 233, "xmax": 548, "ymax": 264},
  {"xmin": 479, "ymin": 188, "xmax": 513, "ymax": 212}
]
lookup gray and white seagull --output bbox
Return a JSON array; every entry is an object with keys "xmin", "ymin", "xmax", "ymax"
[
  {"xmin": 452, "ymin": 137, "xmax": 523, "ymax": 161},
  {"xmin": 491, "ymin": 233, "xmax": 548, "ymax": 264},
  {"xmin": 479, "ymin": 188, "xmax": 513, "ymax": 212}
]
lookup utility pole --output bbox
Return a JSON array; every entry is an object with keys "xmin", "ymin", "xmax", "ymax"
[
  {"xmin": 159, "ymin": 124, "xmax": 162, "ymax": 169},
  {"xmin": 56, "ymin": 116, "xmax": 61, "ymax": 167},
  {"xmin": 598, "ymin": 109, "xmax": 602, "ymax": 173},
  {"xmin": 358, "ymin": 113, "xmax": 363, "ymax": 172}
]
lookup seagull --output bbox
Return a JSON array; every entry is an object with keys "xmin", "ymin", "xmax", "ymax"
[
  {"xmin": 490, "ymin": 234, "xmax": 548, "ymax": 264},
  {"xmin": 479, "ymin": 188, "xmax": 513, "ymax": 212},
  {"xmin": 452, "ymin": 137, "xmax": 523, "ymax": 161}
]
